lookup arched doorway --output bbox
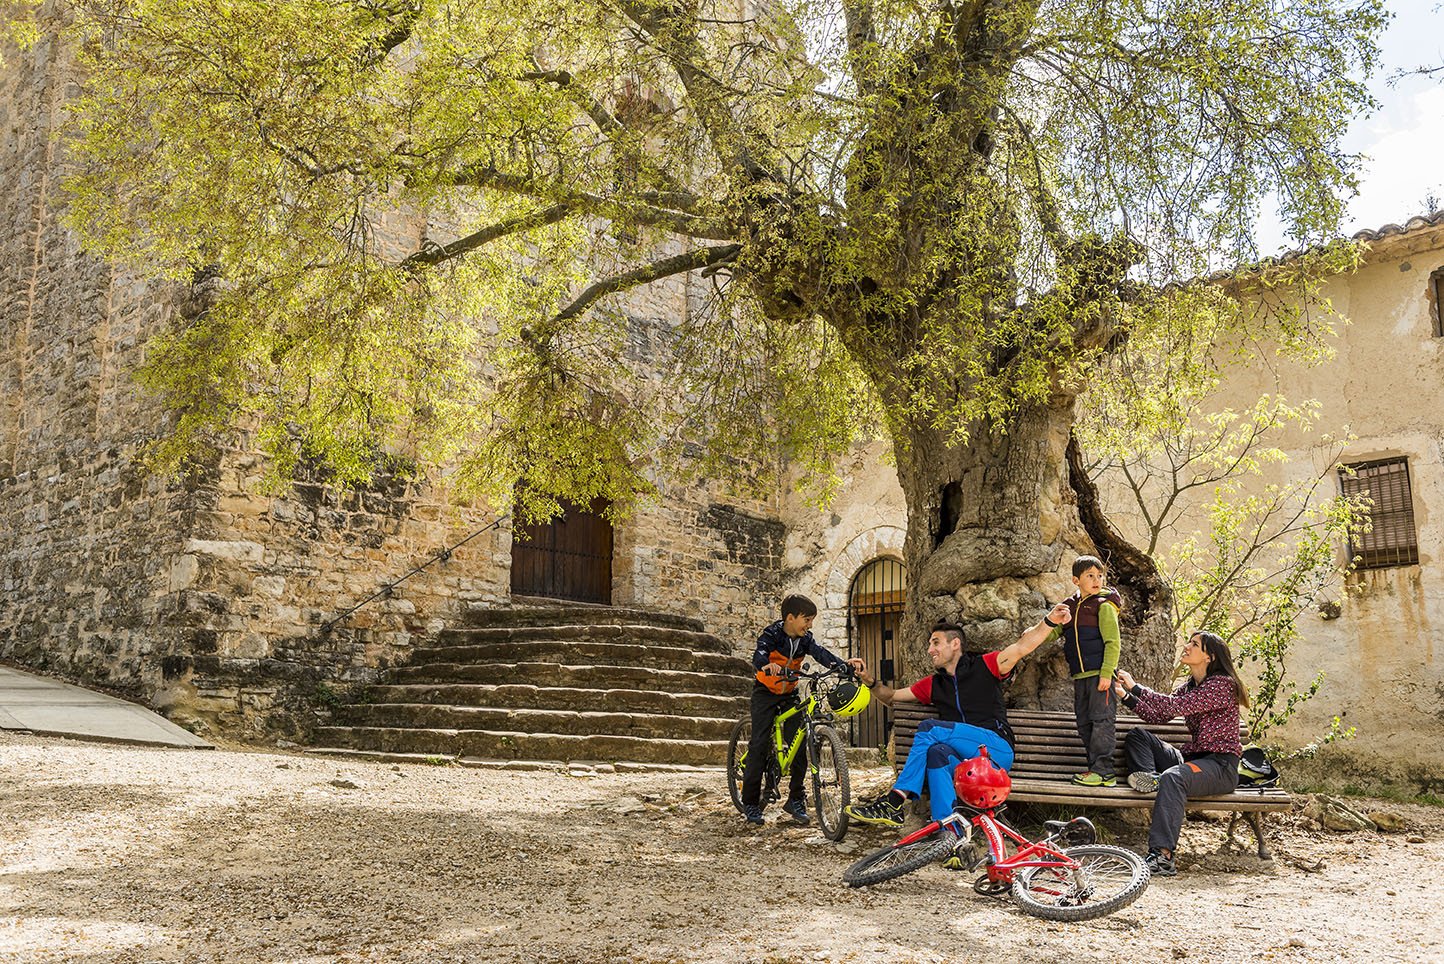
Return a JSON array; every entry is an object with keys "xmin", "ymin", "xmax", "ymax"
[
  {"xmin": 510, "ymin": 499, "xmax": 614, "ymax": 604},
  {"xmin": 847, "ymin": 556, "xmax": 906, "ymax": 749}
]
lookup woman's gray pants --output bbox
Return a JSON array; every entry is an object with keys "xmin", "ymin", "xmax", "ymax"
[{"xmin": 1125, "ymin": 728, "xmax": 1239, "ymax": 852}]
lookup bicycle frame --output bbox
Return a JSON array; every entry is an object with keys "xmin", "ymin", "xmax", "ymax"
[
  {"xmin": 896, "ymin": 807, "xmax": 1082, "ymax": 886},
  {"xmin": 770, "ymin": 693, "xmax": 822, "ymax": 775}
]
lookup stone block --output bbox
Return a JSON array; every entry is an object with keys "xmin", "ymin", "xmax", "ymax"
[{"xmin": 185, "ymin": 539, "xmax": 265, "ymax": 563}]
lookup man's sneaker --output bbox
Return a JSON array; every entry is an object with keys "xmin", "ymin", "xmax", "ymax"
[
  {"xmin": 743, "ymin": 805, "xmax": 764, "ymax": 826},
  {"xmin": 844, "ymin": 794, "xmax": 904, "ymax": 828},
  {"xmin": 1071, "ymin": 771, "xmax": 1117, "ymax": 787},
  {"xmin": 1145, "ymin": 849, "xmax": 1177, "ymax": 877},
  {"xmin": 782, "ymin": 798, "xmax": 810, "ymax": 826},
  {"xmin": 1127, "ymin": 771, "xmax": 1160, "ymax": 793}
]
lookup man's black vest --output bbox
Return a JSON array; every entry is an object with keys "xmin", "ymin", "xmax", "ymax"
[{"xmin": 929, "ymin": 653, "xmax": 1014, "ymax": 746}]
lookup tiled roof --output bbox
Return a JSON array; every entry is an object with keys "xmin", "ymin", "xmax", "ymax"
[
  {"xmin": 1197, "ymin": 210, "xmax": 1444, "ymax": 286},
  {"xmin": 1348, "ymin": 210, "xmax": 1444, "ymax": 244}
]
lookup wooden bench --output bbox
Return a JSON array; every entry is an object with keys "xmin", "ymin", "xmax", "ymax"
[{"xmin": 891, "ymin": 704, "xmax": 1292, "ymax": 859}]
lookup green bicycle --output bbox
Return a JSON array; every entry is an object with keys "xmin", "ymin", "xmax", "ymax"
[{"xmin": 726, "ymin": 665, "xmax": 870, "ymax": 841}]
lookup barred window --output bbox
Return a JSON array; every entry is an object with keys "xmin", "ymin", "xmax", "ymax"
[
  {"xmin": 1433, "ymin": 268, "xmax": 1444, "ymax": 338},
  {"xmin": 1340, "ymin": 458, "xmax": 1420, "ymax": 569}
]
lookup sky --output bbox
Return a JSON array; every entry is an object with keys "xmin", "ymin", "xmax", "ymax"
[{"xmin": 1257, "ymin": 0, "xmax": 1444, "ymax": 253}]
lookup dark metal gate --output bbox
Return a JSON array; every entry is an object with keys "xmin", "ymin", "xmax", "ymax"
[
  {"xmin": 847, "ymin": 557, "xmax": 907, "ymax": 749},
  {"xmin": 510, "ymin": 499, "xmax": 614, "ymax": 604}
]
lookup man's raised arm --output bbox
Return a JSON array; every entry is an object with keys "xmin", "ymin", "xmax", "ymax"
[{"xmin": 995, "ymin": 603, "xmax": 1071, "ymax": 675}]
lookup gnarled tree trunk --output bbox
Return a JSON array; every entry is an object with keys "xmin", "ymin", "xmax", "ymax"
[{"xmin": 892, "ymin": 393, "xmax": 1174, "ymax": 705}]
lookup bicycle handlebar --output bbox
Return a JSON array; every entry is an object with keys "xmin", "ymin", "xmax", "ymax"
[{"xmin": 777, "ymin": 663, "xmax": 856, "ymax": 684}]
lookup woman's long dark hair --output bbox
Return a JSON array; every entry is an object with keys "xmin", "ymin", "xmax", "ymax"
[{"xmin": 1192, "ymin": 631, "xmax": 1250, "ymax": 708}]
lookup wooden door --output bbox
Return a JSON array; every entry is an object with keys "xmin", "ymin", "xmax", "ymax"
[{"xmin": 510, "ymin": 500, "xmax": 614, "ymax": 604}]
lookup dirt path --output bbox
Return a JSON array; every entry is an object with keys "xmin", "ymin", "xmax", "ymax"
[{"xmin": 1, "ymin": 732, "xmax": 1439, "ymax": 964}]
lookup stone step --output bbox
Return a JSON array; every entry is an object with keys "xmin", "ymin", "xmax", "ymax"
[
  {"xmin": 363, "ymin": 683, "xmax": 746, "ymax": 718},
  {"xmin": 312, "ymin": 725, "xmax": 729, "ymax": 766},
  {"xmin": 411, "ymin": 639, "xmax": 750, "ymax": 675},
  {"xmin": 463, "ymin": 603, "xmax": 706, "ymax": 634},
  {"xmin": 330, "ymin": 704, "xmax": 737, "ymax": 742},
  {"xmin": 434, "ymin": 623, "xmax": 736, "ymax": 655},
  {"xmin": 389, "ymin": 661, "xmax": 751, "ymax": 698}
]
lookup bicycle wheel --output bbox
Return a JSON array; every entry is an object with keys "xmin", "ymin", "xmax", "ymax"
[
  {"xmin": 726, "ymin": 715, "xmax": 750, "ymax": 814},
  {"xmin": 809, "ymin": 724, "xmax": 850, "ymax": 841},
  {"xmin": 1010, "ymin": 844, "xmax": 1149, "ymax": 922},
  {"xmin": 843, "ymin": 828, "xmax": 955, "ymax": 888}
]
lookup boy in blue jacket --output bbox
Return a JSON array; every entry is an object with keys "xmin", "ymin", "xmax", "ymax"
[{"xmin": 740, "ymin": 595, "xmax": 865, "ymax": 826}]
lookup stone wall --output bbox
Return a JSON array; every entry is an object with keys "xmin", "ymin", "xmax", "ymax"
[
  {"xmin": 610, "ymin": 292, "xmax": 784, "ymax": 651},
  {"xmin": 0, "ymin": 27, "xmax": 195, "ymax": 698}
]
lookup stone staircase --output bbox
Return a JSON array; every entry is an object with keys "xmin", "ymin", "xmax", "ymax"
[{"xmin": 308, "ymin": 605, "xmax": 752, "ymax": 767}]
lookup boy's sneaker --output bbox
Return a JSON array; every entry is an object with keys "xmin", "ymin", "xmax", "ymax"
[
  {"xmin": 1127, "ymin": 771, "xmax": 1160, "ymax": 793},
  {"xmin": 782, "ymin": 798, "xmax": 810, "ymax": 826},
  {"xmin": 743, "ymin": 805, "xmax": 764, "ymax": 826},
  {"xmin": 1071, "ymin": 771, "xmax": 1116, "ymax": 787},
  {"xmin": 1145, "ymin": 849, "xmax": 1177, "ymax": 877},
  {"xmin": 844, "ymin": 794, "xmax": 904, "ymax": 828}
]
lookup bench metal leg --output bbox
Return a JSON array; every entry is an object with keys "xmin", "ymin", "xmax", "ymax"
[
  {"xmin": 1225, "ymin": 811, "xmax": 1273, "ymax": 861},
  {"xmin": 1246, "ymin": 812, "xmax": 1272, "ymax": 861}
]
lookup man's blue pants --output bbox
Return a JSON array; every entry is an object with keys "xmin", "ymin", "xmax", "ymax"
[{"xmin": 894, "ymin": 719, "xmax": 1014, "ymax": 821}]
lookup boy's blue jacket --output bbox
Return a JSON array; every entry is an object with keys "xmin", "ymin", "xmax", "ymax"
[{"xmin": 752, "ymin": 620, "xmax": 843, "ymax": 694}]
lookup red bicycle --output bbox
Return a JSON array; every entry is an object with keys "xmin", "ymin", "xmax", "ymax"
[{"xmin": 842, "ymin": 748, "xmax": 1149, "ymax": 922}]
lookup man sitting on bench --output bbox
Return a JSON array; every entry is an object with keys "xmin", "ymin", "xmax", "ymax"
[{"xmin": 847, "ymin": 606, "xmax": 1071, "ymax": 830}]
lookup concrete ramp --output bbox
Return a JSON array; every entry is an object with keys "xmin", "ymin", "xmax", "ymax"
[{"xmin": 0, "ymin": 665, "xmax": 213, "ymax": 749}]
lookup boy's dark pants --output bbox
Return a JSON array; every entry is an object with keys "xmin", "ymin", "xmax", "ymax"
[
  {"xmin": 1125, "ymin": 728, "xmax": 1239, "ymax": 851},
  {"xmin": 1073, "ymin": 677, "xmax": 1116, "ymax": 778},
  {"xmin": 741, "ymin": 685, "xmax": 806, "ymax": 807}
]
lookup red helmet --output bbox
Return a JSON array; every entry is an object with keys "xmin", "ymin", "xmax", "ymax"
[{"xmin": 952, "ymin": 746, "xmax": 1012, "ymax": 809}]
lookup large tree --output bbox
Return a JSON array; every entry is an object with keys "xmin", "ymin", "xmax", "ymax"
[{"xmin": 15, "ymin": 0, "xmax": 1384, "ymax": 685}]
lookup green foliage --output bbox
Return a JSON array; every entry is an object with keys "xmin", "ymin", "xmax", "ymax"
[{"xmin": 12, "ymin": 0, "xmax": 1387, "ymax": 513}]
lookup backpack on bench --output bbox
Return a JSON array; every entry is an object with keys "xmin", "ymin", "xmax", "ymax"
[{"xmin": 1238, "ymin": 744, "xmax": 1280, "ymax": 789}]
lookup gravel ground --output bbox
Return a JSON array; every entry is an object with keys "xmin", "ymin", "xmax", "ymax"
[{"xmin": 1, "ymin": 731, "xmax": 1440, "ymax": 964}]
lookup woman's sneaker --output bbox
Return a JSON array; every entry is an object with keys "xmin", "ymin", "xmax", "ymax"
[
  {"xmin": 1071, "ymin": 771, "xmax": 1117, "ymax": 787},
  {"xmin": 1127, "ymin": 771, "xmax": 1160, "ymax": 793},
  {"xmin": 1145, "ymin": 849, "xmax": 1177, "ymax": 877},
  {"xmin": 844, "ymin": 793, "xmax": 904, "ymax": 828}
]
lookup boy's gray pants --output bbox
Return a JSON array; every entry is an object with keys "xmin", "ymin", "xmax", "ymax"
[
  {"xmin": 1072, "ymin": 677, "xmax": 1116, "ymax": 778},
  {"xmin": 1125, "ymin": 727, "xmax": 1240, "ymax": 852}
]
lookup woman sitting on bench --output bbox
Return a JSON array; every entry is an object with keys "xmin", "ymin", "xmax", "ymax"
[{"xmin": 1113, "ymin": 631, "xmax": 1249, "ymax": 878}]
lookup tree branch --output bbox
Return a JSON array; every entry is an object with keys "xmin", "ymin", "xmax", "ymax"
[
  {"xmin": 612, "ymin": 0, "xmax": 781, "ymax": 185},
  {"xmin": 441, "ymin": 163, "xmax": 731, "ymax": 239},
  {"xmin": 359, "ymin": 0, "xmax": 424, "ymax": 64},
  {"xmin": 399, "ymin": 203, "xmax": 574, "ymax": 270},
  {"xmin": 840, "ymin": 0, "xmax": 879, "ymax": 96},
  {"xmin": 553, "ymin": 244, "xmax": 741, "ymax": 323}
]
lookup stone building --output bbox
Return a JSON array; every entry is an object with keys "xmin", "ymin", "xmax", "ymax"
[{"xmin": 1184, "ymin": 215, "xmax": 1444, "ymax": 786}]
